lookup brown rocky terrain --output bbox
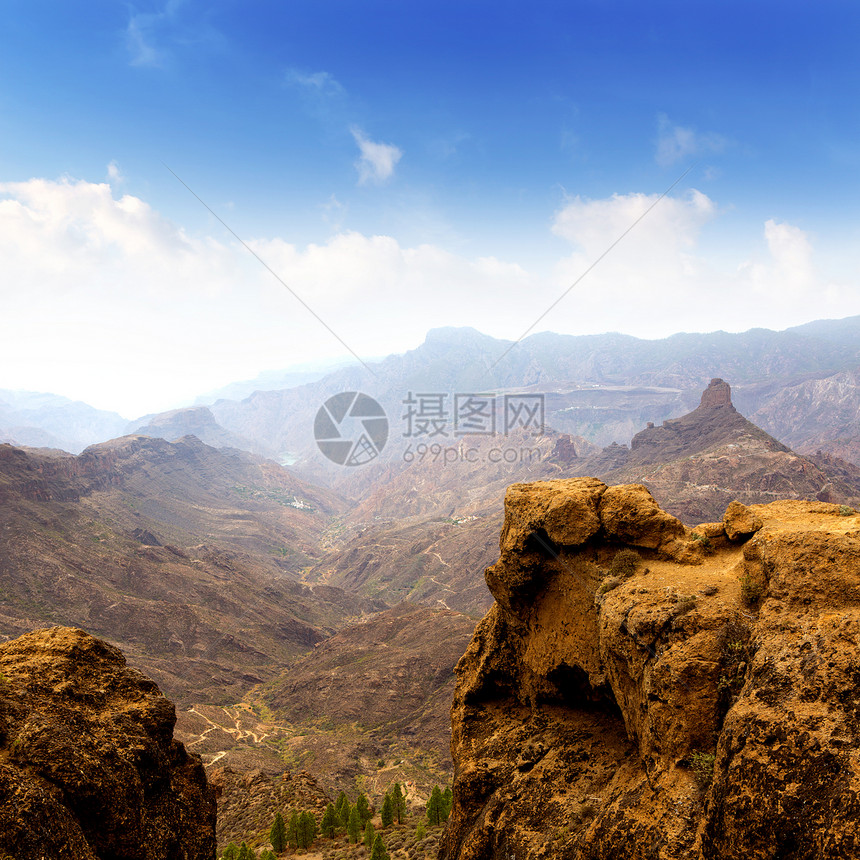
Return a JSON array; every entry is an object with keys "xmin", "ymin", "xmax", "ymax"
[
  {"xmin": 0, "ymin": 626, "xmax": 215, "ymax": 859},
  {"xmin": 307, "ymin": 380, "xmax": 860, "ymax": 622},
  {"xmin": 441, "ymin": 478, "xmax": 860, "ymax": 860},
  {"xmin": 130, "ymin": 405, "xmax": 264, "ymax": 454},
  {"xmin": 309, "ymin": 516, "xmax": 501, "ymax": 616},
  {"xmin": 748, "ymin": 367, "xmax": 860, "ymax": 466},
  {"xmin": 263, "ymin": 604, "xmax": 475, "ymax": 766}
]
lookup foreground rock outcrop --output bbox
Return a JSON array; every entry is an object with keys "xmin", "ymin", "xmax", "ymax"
[
  {"xmin": 0, "ymin": 627, "xmax": 216, "ymax": 859},
  {"xmin": 441, "ymin": 478, "xmax": 860, "ymax": 860}
]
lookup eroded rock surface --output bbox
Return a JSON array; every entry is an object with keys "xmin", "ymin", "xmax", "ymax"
[
  {"xmin": 441, "ymin": 480, "xmax": 860, "ymax": 860},
  {"xmin": 0, "ymin": 627, "xmax": 215, "ymax": 859}
]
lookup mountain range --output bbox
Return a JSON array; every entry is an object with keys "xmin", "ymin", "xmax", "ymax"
[{"xmin": 2, "ymin": 316, "xmax": 860, "ymax": 852}]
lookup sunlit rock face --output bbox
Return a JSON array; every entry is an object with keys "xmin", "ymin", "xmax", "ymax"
[
  {"xmin": 441, "ymin": 479, "xmax": 860, "ymax": 860},
  {"xmin": 0, "ymin": 627, "xmax": 216, "ymax": 859}
]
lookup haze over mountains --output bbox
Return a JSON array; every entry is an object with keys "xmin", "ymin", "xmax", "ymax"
[{"xmin": 7, "ymin": 317, "xmax": 860, "ymax": 472}]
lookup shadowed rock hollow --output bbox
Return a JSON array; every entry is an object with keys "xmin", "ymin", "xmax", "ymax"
[
  {"xmin": 441, "ymin": 478, "xmax": 860, "ymax": 860},
  {"xmin": 0, "ymin": 627, "xmax": 216, "ymax": 859}
]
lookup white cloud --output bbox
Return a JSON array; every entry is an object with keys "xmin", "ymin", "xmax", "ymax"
[
  {"xmin": 550, "ymin": 190, "xmax": 858, "ymax": 337},
  {"xmin": 655, "ymin": 114, "xmax": 727, "ymax": 167},
  {"xmin": 739, "ymin": 219, "xmax": 816, "ymax": 298},
  {"xmin": 124, "ymin": 1, "xmax": 221, "ymax": 69},
  {"xmin": 0, "ymin": 176, "xmax": 530, "ymax": 415},
  {"xmin": 285, "ymin": 68, "xmax": 345, "ymax": 98},
  {"xmin": 126, "ymin": 15, "xmax": 163, "ymax": 67},
  {"xmin": 107, "ymin": 161, "xmax": 124, "ymax": 185},
  {"xmin": 351, "ymin": 127, "xmax": 402, "ymax": 184}
]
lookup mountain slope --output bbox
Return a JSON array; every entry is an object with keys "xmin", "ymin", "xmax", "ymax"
[{"xmin": 0, "ymin": 437, "xmax": 379, "ymax": 702}]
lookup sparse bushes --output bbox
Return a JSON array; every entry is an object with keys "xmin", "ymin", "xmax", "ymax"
[
  {"xmin": 220, "ymin": 780, "xmax": 451, "ymax": 856},
  {"xmin": 609, "ymin": 549, "xmax": 640, "ymax": 578},
  {"xmin": 691, "ymin": 532, "xmax": 713, "ymax": 551},
  {"xmin": 269, "ymin": 811, "xmax": 286, "ymax": 852},
  {"xmin": 364, "ymin": 820, "xmax": 376, "ymax": 850},
  {"xmin": 347, "ymin": 805, "xmax": 361, "ymax": 843},
  {"xmin": 391, "ymin": 783, "xmax": 406, "ymax": 824},
  {"xmin": 425, "ymin": 784, "xmax": 450, "ymax": 826},
  {"xmin": 674, "ymin": 594, "xmax": 697, "ymax": 616},
  {"xmin": 381, "ymin": 792, "xmax": 394, "ymax": 827},
  {"xmin": 717, "ymin": 619, "xmax": 751, "ymax": 707},
  {"xmin": 739, "ymin": 571, "xmax": 763, "ymax": 604},
  {"xmin": 370, "ymin": 833, "xmax": 390, "ymax": 860},
  {"xmin": 690, "ymin": 751, "xmax": 716, "ymax": 788},
  {"xmin": 356, "ymin": 791, "xmax": 372, "ymax": 825},
  {"xmin": 321, "ymin": 802, "xmax": 338, "ymax": 838},
  {"xmin": 840, "ymin": 505, "xmax": 854, "ymax": 516}
]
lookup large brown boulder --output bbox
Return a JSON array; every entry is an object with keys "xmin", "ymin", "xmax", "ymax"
[
  {"xmin": 0, "ymin": 627, "xmax": 215, "ymax": 859},
  {"xmin": 442, "ymin": 484, "xmax": 860, "ymax": 860}
]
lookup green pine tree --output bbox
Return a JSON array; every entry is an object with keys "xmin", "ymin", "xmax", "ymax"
[
  {"xmin": 299, "ymin": 811, "xmax": 316, "ymax": 848},
  {"xmin": 371, "ymin": 833, "xmax": 390, "ymax": 860},
  {"xmin": 426, "ymin": 785, "xmax": 443, "ymax": 826},
  {"xmin": 270, "ymin": 811, "xmax": 287, "ymax": 853},
  {"xmin": 334, "ymin": 790, "xmax": 347, "ymax": 822},
  {"xmin": 391, "ymin": 783, "xmax": 406, "ymax": 824},
  {"xmin": 356, "ymin": 792, "xmax": 372, "ymax": 825},
  {"xmin": 363, "ymin": 820, "xmax": 376, "ymax": 850},
  {"xmin": 339, "ymin": 795, "xmax": 352, "ymax": 828},
  {"xmin": 321, "ymin": 803, "xmax": 338, "ymax": 839},
  {"xmin": 260, "ymin": 852, "xmax": 277, "ymax": 860},
  {"xmin": 416, "ymin": 822, "xmax": 426, "ymax": 840},
  {"xmin": 442, "ymin": 786, "xmax": 453, "ymax": 820},
  {"xmin": 221, "ymin": 844, "xmax": 239, "ymax": 860},
  {"xmin": 347, "ymin": 805, "xmax": 361, "ymax": 843},
  {"xmin": 287, "ymin": 811, "xmax": 300, "ymax": 848},
  {"xmin": 237, "ymin": 843, "xmax": 256, "ymax": 860},
  {"xmin": 381, "ymin": 792, "xmax": 394, "ymax": 827}
]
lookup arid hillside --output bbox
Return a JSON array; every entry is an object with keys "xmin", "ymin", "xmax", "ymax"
[{"xmin": 0, "ymin": 436, "xmax": 380, "ymax": 702}]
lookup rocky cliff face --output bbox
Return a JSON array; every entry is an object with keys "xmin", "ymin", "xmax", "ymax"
[
  {"xmin": 0, "ymin": 626, "xmax": 215, "ymax": 859},
  {"xmin": 441, "ymin": 479, "xmax": 860, "ymax": 860}
]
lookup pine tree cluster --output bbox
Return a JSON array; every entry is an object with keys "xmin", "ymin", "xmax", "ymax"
[{"xmin": 217, "ymin": 782, "xmax": 453, "ymax": 858}]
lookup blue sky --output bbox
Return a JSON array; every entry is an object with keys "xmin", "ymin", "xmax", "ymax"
[{"xmin": 1, "ymin": 1, "xmax": 859, "ymax": 416}]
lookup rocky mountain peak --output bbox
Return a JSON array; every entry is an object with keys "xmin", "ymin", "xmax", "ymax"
[{"xmin": 700, "ymin": 377, "xmax": 733, "ymax": 408}]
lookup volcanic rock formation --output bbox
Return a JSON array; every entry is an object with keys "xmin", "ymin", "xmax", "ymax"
[
  {"xmin": 0, "ymin": 626, "xmax": 215, "ymax": 859},
  {"xmin": 441, "ymin": 478, "xmax": 860, "ymax": 860}
]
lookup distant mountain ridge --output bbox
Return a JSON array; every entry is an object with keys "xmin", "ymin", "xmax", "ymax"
[
  {"xmin": 5, "ymin": 316, "xmax": 860, "ymax": 467},
  {"xmin": 0, "ymin": 388, "xmax": 127, "ymax": 453}
]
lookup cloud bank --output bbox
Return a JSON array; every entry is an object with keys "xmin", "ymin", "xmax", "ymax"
[{"xmin": 0, "ymin": 174, "xmax": 856, "ymax": 416}]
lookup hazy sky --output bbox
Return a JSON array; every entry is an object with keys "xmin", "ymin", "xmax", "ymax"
[{"xmin": 1, "ymin": 1, "xmax": 859, "ymax": 417}]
